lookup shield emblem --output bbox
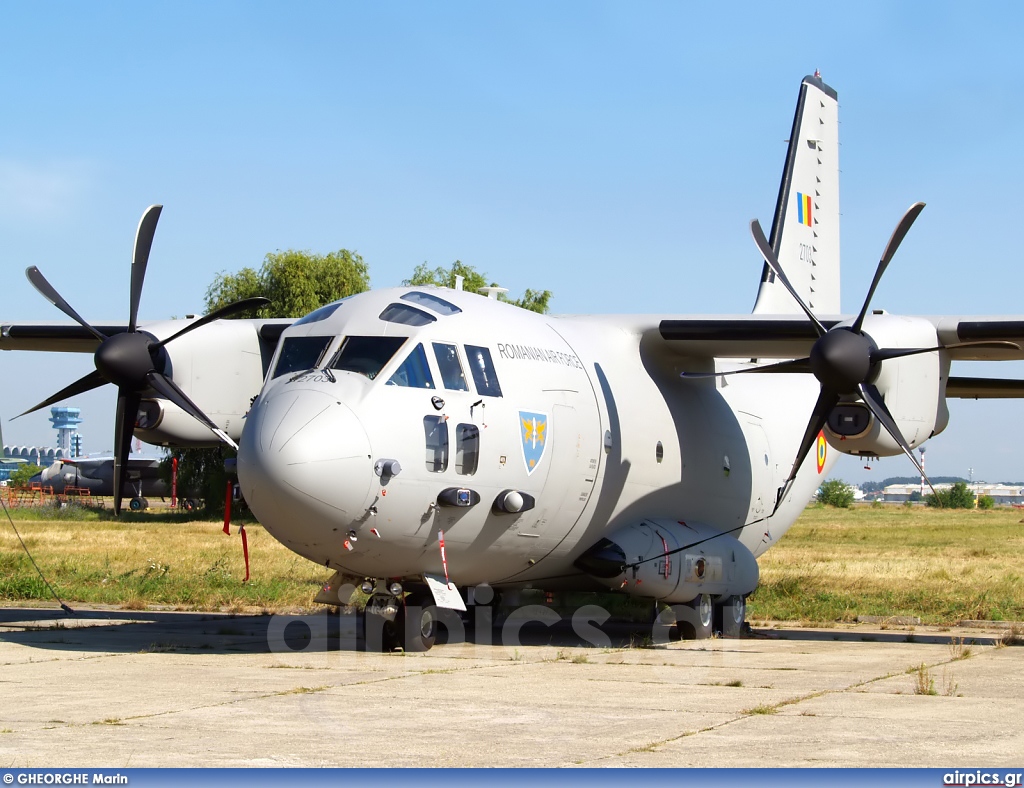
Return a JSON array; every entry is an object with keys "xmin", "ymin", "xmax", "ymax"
[{"xmin": 519, "ymin": 411, "xmax": 549, "ymax": 475}]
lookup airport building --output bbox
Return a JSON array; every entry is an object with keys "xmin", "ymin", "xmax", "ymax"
[
  {"xmin": 881, "ymin": 482, "xmax": 1024, "ymax": 505},
  {"xmin": 0, "ymin": 406, "xmax": 82, "ymax": 481}
]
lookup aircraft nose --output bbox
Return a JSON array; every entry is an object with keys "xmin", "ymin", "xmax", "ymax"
[{"xmin": 238, "ymin": 386, "xmax": 373, "ymax": 546}]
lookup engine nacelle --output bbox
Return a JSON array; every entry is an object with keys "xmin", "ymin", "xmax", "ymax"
[
  {"xmin": 574, "ymin": 519, "xmax": 759, "ymax": 603},
  {"xmin": 824, "ymin": 314, "xmax": 949, "ymax": 457},
  {"xmin": 131, "ymin": 318, "xmax": 279, "ymax": 447}
]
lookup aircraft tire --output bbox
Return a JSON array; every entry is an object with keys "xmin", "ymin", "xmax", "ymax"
[
  {"xmin": 129, "ymin": 497, "xmax": 145, "ymax": 511},
  {"xmin": 714, "ymin": 595, "xmax": 746, "ymax": 638},
  {"xmin": 675, "ymin": 593, "xmax": 714, "ymax": 640},
  {"xmin": 396, "ymin": 591, "xmax": 437, "ymax": 652},
  {"xmin": 362, "ymin": 605, "xmax": 399, "ymax": 653}
]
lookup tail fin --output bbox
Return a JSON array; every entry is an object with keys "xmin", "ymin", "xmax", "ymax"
[{"xmin": 753, "ymin": 74, "xmax": 840, "ymax": 315}]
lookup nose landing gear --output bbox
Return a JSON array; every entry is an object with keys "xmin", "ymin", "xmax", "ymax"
[{"xmin": 363, "ymin": 582, "xmax": 438, "ymax": 652}]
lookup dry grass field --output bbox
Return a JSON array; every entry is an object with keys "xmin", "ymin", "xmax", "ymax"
[
  {"xmin": 1, "ymin": 502, "xmax": 1022, "ymax": 624},
  {"xmin": 751, "ymin": 504, "xmax": 1024, "ymax": 625}
]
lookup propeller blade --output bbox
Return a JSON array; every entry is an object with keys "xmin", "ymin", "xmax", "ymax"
[
  {"xmin": 128, "ymin": 205, "xmax": 163, "ymax": 333},
  {"xmin": 857, "ymin": 382, "xmax": 938, "ymax": 499},
  {"xmin": 851, "ymin": 202, "xmax": 925, "ymax": 333},
  {"xmin": 680, "ymin": 358, "xmax": 811, "ymax": 379},
  {"xmin": 113, "ymin": 390, "xmax": 141, "ymax": 517},
  {"xmin": 25, "ymin": 267, "xmax": 108, "ymax": 343},
  {"xmin": 750, "ymin": 219, "xmax": 827, "ymax": 337},
  {"xmin": 153, "ymin": 296, "xmax": 272, "ymax": 350},
  {"xmin": 773, "ymin": 387, "xmax": 839, "ymax": 514},
  {"xmin": 145, "ymin": 372, "xmax": 239, "ymax": 450},
  {"xmin": 14, "ymin": 370, "xmax": 108, "ymax": 419},
  {"xmin": 872, "ymin": 340, "xmax": 1021, "ymax": 363}
]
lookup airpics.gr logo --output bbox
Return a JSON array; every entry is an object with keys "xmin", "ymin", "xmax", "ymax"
[
  {"xmin": 519, "ymin": 411, "xmax": 549, "ymax": 475},
  {"xmin": 816, "ymin": 431, "xmax": 827, "ymax": 473}
]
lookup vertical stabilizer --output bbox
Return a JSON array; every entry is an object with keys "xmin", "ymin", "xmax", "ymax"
[{"xmin": 753, "ymin": 74, "xmax": 840, "ymax": 315}]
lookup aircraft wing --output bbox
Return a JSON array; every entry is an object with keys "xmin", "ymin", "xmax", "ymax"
[
  {"xmin": 60, "ymin": 456, "xmax": 162, "ymax": 471},
  {"xmin": 654, "ymin": 314, "xmax": 1024, "ymax": 362},
  {"xmin": 0, "ymin": 319, "xmax": 292, "ymax": 353}
]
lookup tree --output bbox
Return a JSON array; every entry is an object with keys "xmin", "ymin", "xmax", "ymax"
[
  {"xmin": 7, "ymin": 464, "xmax": 42, "ymax": 488},
  {"xmin": 405, "ymin": 261, "xmax": 552, "ymax": 314},
  {"xmin": 925, "ymin": 481, "xmax": 976, "ymax": 509},
  {"xmin": 817, "ymin": 478, "xmax": 854, "ymax": 508},
  {"xmin": 977, "ymin": 494, "xmax": 995, "ymax": 510},
  {"xmin": 205, "ymin": 249, "xmax": 370, "ymax": 318},
  {"xmin": 171, "ymin": 249, "xmax": 371, "ymax": 515}
]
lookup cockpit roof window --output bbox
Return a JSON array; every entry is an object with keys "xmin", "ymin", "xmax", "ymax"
[
  {"xmin": 328, "ymin": 335, "xmax": 407, "ymax": 380},
  {"xmin": 272, "ymin": 336, "xmax": 332, "ymax": 379},
  {"xmin": 379, "ymin": 303, "xmax": 436, "ymax": 326},
  {"xmin": 400, "ymin": 291, "xmax": 462, "ymax": 316},
  {"xmin": 293, "ymin": 299, "xmax": 347, "ymax": 326}
]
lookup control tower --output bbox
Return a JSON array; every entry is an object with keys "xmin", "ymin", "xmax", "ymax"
[{"xmin": 49, "ymin": 407, "xmax": 83, "ymax": 456}]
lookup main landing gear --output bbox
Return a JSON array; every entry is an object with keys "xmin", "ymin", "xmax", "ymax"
[
  {"xmin": 362, "ymin": 581, "xmax": 438, "ymax": 652},
  {"xmin": 671, "ymin": 593, "xmax": 748, "ymax": 640}
]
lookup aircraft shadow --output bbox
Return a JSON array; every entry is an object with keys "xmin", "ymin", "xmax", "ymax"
[
  {"xmin": 2, "ymin": 606, "xmax": 1003, "ymax": 655},
  {"xmin": 0, "ymin": 606, "xmax": 704, "ymax": 656}
]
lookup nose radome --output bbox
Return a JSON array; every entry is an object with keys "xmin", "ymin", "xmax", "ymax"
[{"xmin": 238, "ymin": 387, "xmax": 373, "ymax": 541}]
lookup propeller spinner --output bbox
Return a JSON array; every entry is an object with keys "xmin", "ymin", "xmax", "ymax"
[
  {"xmin": 683, "ymin": 203, "xmax": 1018, "ymax": 512},
  {"xmin": 17, "ymin": 205, "xmax": 270, "ymax": 515}
]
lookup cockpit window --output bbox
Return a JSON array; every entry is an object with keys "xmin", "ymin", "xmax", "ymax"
[
  {"xmin": 292, "ymin": 300, "xmax": 347, "ymax": 326},
  {"xmin": 386, "ymin": 343, "xmax": 435, "ymax": 389},
  {"xmin": 465, "ymin": 345, "xmax": 503, "ymax": 397},
  {"xmin": 401, "ymin": 291, "xmax": 462, "ymax": 316},
  {"xmin": 379, "ymin": 303, "xmax": 436, "ymax": 326},
  {"xmin": 432, "ymin": 343, "xmax": 469, "ymax": 391},
  {"xmin": 329, "ymin": 336, "xmax": 407, "ymax": 380},
  {"xmin": 273, "ymin": 336, "xmax": 332, "ymax": 378}
]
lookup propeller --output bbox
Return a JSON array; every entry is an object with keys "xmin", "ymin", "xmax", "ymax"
[
  {"xmin": 17, "ymin": 205, "xmax": 271, "ymax": 515},
  {"xmin": 684, "ymin": 202, "xmax": 1018, "ymax": 512}
]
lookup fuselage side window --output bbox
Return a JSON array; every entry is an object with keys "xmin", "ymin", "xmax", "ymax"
[
  {"xmin": 423, "ymin": 415, "xmax": 449, "ymax": 472},
  {"xmin": 432, "ymin": 342, "xmax": 469, "ymax": 391},
  {"xmin": 387, "ymin": 343, "xmax": 435, "ymax": 389},
  {"xmin": 455, "ymin": 423, "xmax": 480, "ymax": 475},
  {"xmin": 273, "ymin": 336, "xmax": 332, "ymax": 378},
  {"xmin": 465, "ymin": 345, "xmax": 503, "ymax": 397},
  {"xmin": 329, "ymin": 336, "xmax": 407, "ymax": 380}
]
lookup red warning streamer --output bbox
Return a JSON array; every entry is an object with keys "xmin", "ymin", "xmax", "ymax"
[
  {"xmin": 240, "ymin": 525, "xmax": 250, "ymax": 583},
  {"xmin": 223, "ymin": 481, "xmax": 232, "ymax": 535},
  {"xmin": 438, "ymin": 530, "xmax": 449, "ymax": 585}
]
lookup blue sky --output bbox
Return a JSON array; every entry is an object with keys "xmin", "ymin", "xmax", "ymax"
[{"xmin": 2, "ymin": 1, "xmax": 1024, "ymax": 484}]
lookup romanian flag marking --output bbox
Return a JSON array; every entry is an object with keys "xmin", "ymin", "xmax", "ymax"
[
  {"xmin": 797, "ymin": 192, "xmax": 812, "ymax": 227},
  {"xmin": 816, "ymin": 431, "xmax": 827, "ymax": 473}
]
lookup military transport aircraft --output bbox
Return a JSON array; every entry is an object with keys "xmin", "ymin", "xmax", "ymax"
[
  {"xmin": 4, "ymin": 73, "xmax": 1024, "ymax": 651},
  {"xmin": 30, "ymin": 456, "xmax": 172, "ymax": 510}
]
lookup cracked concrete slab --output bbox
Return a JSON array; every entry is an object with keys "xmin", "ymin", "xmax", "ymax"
[{"xmin": 0, "ymin": 607, "xmax": 1020, "ymax": 767}]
